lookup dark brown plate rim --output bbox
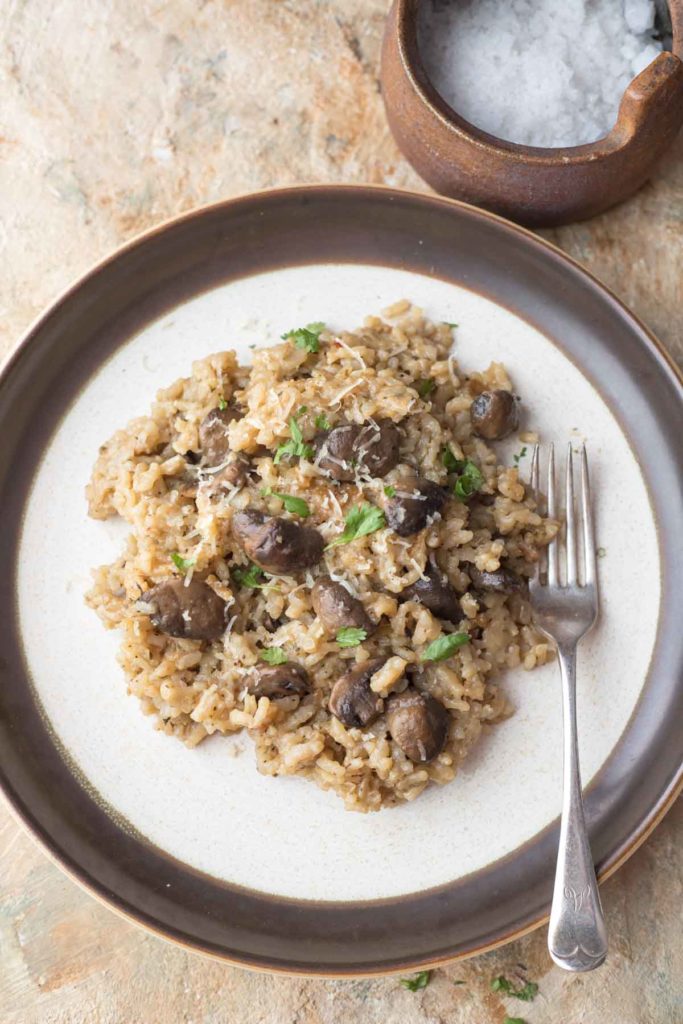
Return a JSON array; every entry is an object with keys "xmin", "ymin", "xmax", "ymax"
[{"xmin": 0, "ymin": 185, "xmax": 681, "ymax": 976}]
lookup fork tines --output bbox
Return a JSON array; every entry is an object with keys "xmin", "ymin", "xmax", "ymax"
[{"xmin": 530, "ymin": 443, "xmax": 596, "ymax": 590}]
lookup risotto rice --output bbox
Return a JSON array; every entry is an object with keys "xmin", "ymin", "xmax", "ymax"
[{"xmin": 86, "ymin": 302, "xmax": 556, "ymax": 812}]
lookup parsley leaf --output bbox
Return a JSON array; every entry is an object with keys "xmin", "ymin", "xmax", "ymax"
[
  {"xmin": 233, "ymin": 563, "xmax": 267, "ymax": 589},
  {"xmin": 171, "ymin": 552, "xmax": 195, "ymax": 572},
  {"xmin": 260, "ymin": 647, "xmax": 287, "ymax": 665},
  {"xmin": 326, "ymin": 503, "xmax": 386, "ymax": 548},
  {"xmin": 273, "ymin": 415, "xmax": 315, "ymax": 465},
  {"xmin": 421, "ymin": 632, "xmax": 470, "ymax": 662},
  {"xmin": 336, "ymin": 626, "xmax": 367, "ymax": 648},
  {"xmin": 444, "ymin": 321, "xmax": 458, "ymax": 329},
  {"xmin": 314, "ymin": 413, "xmax": 331, "ymax": 431},
  {"xmin": 282, "ymin": 321, "xmax": 325, "ymax": 354},
  {"xmin": 491, "ymin": 977, "xmax": 538, "ymax": 1002},
  {"xmin": 384, "ymin": 485, "xmax": 396, "ymax": 497},
  {"xmin": 513, "ymin": 446, "xmax": 528, "ymax": 465},
  {"xmin": 297, "ymin": 405, "xmax": 308, "ymax": 415},
  {"xmin": 597, "ymin": 546, "xmax": 607, "ymax": 558},
  {"xmin": 513, "ymin": 983, "xmax": 538, "ymax": 1002},
  {"xmin": 441, "ymin": 445, "xmax": 462, "ymax": 474},
  {"xmin": 453, "ymin": 460, "xmax": 484, "ymax": 500},
  {"xmin": 416, "ymin": 377, "xmax": 436, "ymax": 398},
  {"xmin": 400, "ymin": 971, "xmax": 431, "ymax": 992},
  {"xmin": 504, "ymin": 1019, "xmax": 526, "ymax": 1024},
  {"xmin": 217, "ymin": 396, "xmax": 228, "ymax": 411},
  {"xmin": 261, "ymin": 488, "xmax": 310, "ymax": 517}
]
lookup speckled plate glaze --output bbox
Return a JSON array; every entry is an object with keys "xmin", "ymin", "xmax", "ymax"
[{"xmin": 0, "ymin": 187, "xmax": 681, "ymax": 975}]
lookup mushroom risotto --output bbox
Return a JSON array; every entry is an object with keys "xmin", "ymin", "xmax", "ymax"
[{"xmin": 86, "ymin": 302, "xmax": 557, "ymax": 812}]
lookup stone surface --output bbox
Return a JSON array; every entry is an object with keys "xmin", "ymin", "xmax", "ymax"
[{"xmin": 0, "ymin": 2, "xmax": 681, "ymax": 1022}]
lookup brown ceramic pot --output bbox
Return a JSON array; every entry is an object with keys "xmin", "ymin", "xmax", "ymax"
[{"xmin": 381, "ymin": 0, "xmax": 683, "ymax": 227}]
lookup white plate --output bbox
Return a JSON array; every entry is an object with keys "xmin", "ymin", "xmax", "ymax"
[{"xmin": 17, "ymin": 263, "xmax": 659, "ymax": 902}]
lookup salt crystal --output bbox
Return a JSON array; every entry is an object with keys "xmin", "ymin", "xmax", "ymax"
[{"xmin": 418, "ymin": 0, "xmax": 664, "ymax": 148}]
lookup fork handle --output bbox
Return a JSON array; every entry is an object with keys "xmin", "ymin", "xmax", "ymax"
[{"xmin": 548, "ymin": 644, "xmax": 608, "ymax": 972}]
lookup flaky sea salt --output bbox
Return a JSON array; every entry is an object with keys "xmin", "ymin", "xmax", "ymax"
[{"xmin": 418, "ymin": 0, "xmax": 664, "ymax": 147}]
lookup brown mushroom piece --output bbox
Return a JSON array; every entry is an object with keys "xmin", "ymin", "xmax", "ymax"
[
  {"xmin": 314, "ymin": 418, "xmax": 402, "ymax": 481},
  {"xmin": 202, "ymin": 454, "xmax": 251, "ymax": 497},
  {"xmin": 356, "ymin": 418, "xmax": 402, "ymax": 478},
  {"xmin": 470, "ymin": 389, "xmax": 519, "ymax": 440},
  {"xmin": 232, "ymin": 509, "xmax": 324, "ymax": 574},
  {"xmin": 386, "ymin": 688, "xmax": 450, "ymax": 763},
  {"xmin": 311, "ymin": 577, "xmax": 374, "ymax": 635},
  {"xmin": 199, "ymin": 403, "xmax": 241, "ymax": 466},
  {"xmin": 328, "ymin": 657, "xmax": 387, "ymax": 729},
  {"xmin": 247, "ymin": 663, "xmax": 310, "ymax": 699},
  {"xmin": 468, "ymin": 564, "xmax": 525, "ymax": 594},
  {"xmin": 313, "ymin": 423, "xmax": 358, "ymax": 481},
  {"xmin": 384, "ymin": 476, "xmax": 446, "ymax": 537},
  {"xmin": 144, "ymin": 578, "xmax": 227, "ymax": 641},
  {"xmin": 401, "ymin": 562, "xmax": 461, "ymax": 623}
]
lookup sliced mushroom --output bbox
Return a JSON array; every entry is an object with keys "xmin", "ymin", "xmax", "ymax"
[
  {"xmin": 356, "ymin": 418, "xmax": 401, "ymax": 478},
  {"xmin": 386, "ymin": 688, "xmax": 450, "ymax": 763},
  {"xmin": 232, "ymin": 509, "xmax": 324, "ymax": 574},
  {"xmin": 468, "ymin": 564, "xmax": 525, "ymax": 594},
  {"xmin": 201, "ymin": 454, "xmax": 251, "ymax": 497},
  {"xmin": 314, "ymin": 418, "xmax": 401, "ymax": 481},
  {"xmin": 470, "ymin": 390, "xmax": 519, "ymax": 440},
  {"xmin": 314, "ymin": 423, "xmax": 358, "ymax": 481},
  {"xmin": 247, "ymin": 663, "xmax": 310, "ymax": 699},
  {"xmin": 311, "ymin": 577, "xmax": 374, "ymax": 635},
  {"xmin": 401, "ymin": 562, "xmax": 461, "ymax": 623},
  {"xmin": 144, "ymin": 578, "xmax": 226, "ymax": 641},
  {"xmin": 199, "ymin": 403, "xmax": 241, "ymax": 466},
  {"xmin": 384, "ymin": 476, "xmax": 446, "ymax": 537},
  {"xmin": 328, "ymin": 657, "xmax": 387, "ymax": 728}
]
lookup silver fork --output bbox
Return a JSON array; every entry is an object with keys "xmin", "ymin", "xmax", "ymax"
[{"xmin": 529, "ymin": 443, "xmax": 608, "ymax": 972}]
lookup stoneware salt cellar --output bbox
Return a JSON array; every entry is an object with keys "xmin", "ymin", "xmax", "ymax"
[{"xmin": 381, "ymin": 0, "xmax": 683, "ymax": 226}]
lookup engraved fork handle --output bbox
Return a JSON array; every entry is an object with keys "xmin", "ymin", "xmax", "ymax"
[{"xmin": 548, "ymin": 644, "xmax": 608, "ymax": 971}]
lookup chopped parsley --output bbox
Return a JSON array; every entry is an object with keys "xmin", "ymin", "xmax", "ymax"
[
  {"xmin": 232, "ymin": 563, "xmax": 268, "ymax": 589},
  {"xmin": 384, "ymin": 485, "xmax": 396, "ymax": 498},
  {"xmin": 282, "ymin": 321, "xmax": 325, "ymax": 354},
  {"xmin": 416, "ymin": 377, "xmax": 436, "ymax": 398},
  {"xmin": 441, "ymin": 447, "xmax": 484, "ymax": 498},
  {"xmin": 453, "ymin": 460, "xmax": 484, "ymax": 501},
  {"xmin": 491, "ymin": 977, "xmax": 538, "ymax": 1002},
  {"xmin": 273, "ymin": 414, "xmax": 314, "ymax": 465},
  {"xmin": 217, "ymin": 396, "xmax": 228, "ymax": 411},
  {"xmin": 314, "ymin": 413, "xmax": 331, "ymax": 431},
  {"xmin": 453, "ymin": 980, "xmax": 465, "ymax": 986},
  {"xmin": 170, "ymin": 552, "xmax": 195, "ymax": 572},
  {"xmin": 336, "ymin": 626, "xmax": 367, "ymax": 648},
  {"xmin": 441, "ymin": 445, "xmax": 460, "ymax": 473},
  {"xmin": 297, "ymin": 405, "xmax": 308, "ymax": 415},
  {"xmin": 513, "ymin": 446, "xmax": 528, "ymax": 465},
  {"xmin": 261, "ymin": 488, "xmax": 310, "ymax": 517},
  {"xmin": 504, "ymin": 1019, "xmax": 526, "ymax": 1024},
  {"xmin": 326, "ymin": 503, "xmax": 386, "ymax": 548},
  {"xmin": 597, "ymin": 546, "xmax": 607, "ymax": 558},
  {"xmin": 400, "ymin": 970, "xmax": 431, "ymax": 992},
  {"xmin": 260, "ymin": 647, "xmax": 287, "ymax": 665},
  {"xmin": 421, "ymin": 632, "xmax": 470, "ymax": 663}
]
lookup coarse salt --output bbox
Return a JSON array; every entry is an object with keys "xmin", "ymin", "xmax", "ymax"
[{"xmin": 418, "ymin": 0, "xmax": 663, "ymax": 147}]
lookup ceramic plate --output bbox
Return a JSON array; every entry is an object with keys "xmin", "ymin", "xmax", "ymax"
[{"xmin": 1, "ymin": 187, "xmax": 681, "ymax": 974}]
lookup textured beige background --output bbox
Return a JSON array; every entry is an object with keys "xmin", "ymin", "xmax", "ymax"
[{"xmin": 1, "ymin": 3, "xmax": 682, "ymax": 1022}]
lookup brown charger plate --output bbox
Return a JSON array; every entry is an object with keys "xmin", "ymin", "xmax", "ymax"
[{"xmin": 0, "ymin": 186, "xmax": 681, "ymax": 975}]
